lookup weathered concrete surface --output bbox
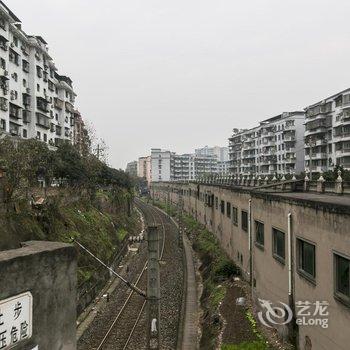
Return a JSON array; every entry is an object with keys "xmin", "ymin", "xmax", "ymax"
[
  {"xmin": 0, "ymin": 241, "xmax": 77, "ymax": 350},
  {"xmin": 153, "ymin": 182, "xmax": 350, "ymax": 350}
]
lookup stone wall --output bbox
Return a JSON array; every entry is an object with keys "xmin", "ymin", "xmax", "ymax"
[{"xmin": 0, "ymin": 241, "xmax": 77, "ymax": 350}]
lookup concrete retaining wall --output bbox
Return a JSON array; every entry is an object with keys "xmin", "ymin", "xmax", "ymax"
[
  {"xmin": 152, "ymin": 183, "xmax": 350, "ymax": 350},
  {"xmin": 0, "ymin": 241, "xmax": 77, "ymax": 350}
]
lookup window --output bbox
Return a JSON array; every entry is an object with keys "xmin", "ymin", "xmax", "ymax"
[
  {"xmin": 37, "ymin": 84, "xmax": 40, "ymax": 92},
  {"xmin": 334, "ymin": 253, "xmax": 350, "ymax": 304},
  {"xmin": 297, "ymin": 239, "xmax": 316, "ymax": 281},
  {"xmin": 0, "ymin": 17, "xmax": 6, "ymax": 30},
  {"xmin": 215, "ymin": 197, "xmax": 218, "ymax": 210},
  {"xmin": 23, "ymin": 79, "xmax": 26, "ymax": 87},
  {"xmin": 220, "ymin": 200, "xmax": 225, "ymax": 214},
  {"xmin": 241, "ymin": 210, "xmax": 248, "ymax": 232},
  {"xmin": 23, "ymin": 129, "xmax": 27, "ymax": 138},
  {"xmin": 12, "ymin": 72, "xmax": 17, "ymax": 82},
  {"xmin": 272, "ymin": 228, "xmax": 285, "ymax": 263},
  {"xmin": 36, "ymin": 131, "xmax": 41, "ymax": 140},
  {"xmin": 0, "ymin": 57, "xmax": 5, "ymax": 69},
  {"xmin": 232, "ymin": 207, "xmax": 238, "ymax": 226},
  {"xmin": 13, "ymin": 36, "xmax": 18, "ymax": 47},
  {"xmin": 226, "ymin": 202, "xmax": 231, "ymax": 218},
  {"xmin": 22, "ymin": 59, "xmax": 29, "ymax": 73},
  {"xmin": 255, "ymin": 221, "xmax": 264, "ymax": 247},
  {"xmin": 43, "ymin": 133, "xmax": 47, "ymax": 142}
]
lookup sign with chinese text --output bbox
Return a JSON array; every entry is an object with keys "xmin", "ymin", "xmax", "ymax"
[{"xmin": 0, "ymin": 292, "xmax": 33, "ymax": 349}]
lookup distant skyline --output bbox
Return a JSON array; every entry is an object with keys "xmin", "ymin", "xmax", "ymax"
[{"xmin": 10, "ymin": 0, "xmax": 350, "ymax": 169}]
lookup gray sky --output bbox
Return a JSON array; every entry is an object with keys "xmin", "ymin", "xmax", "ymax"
[{"xmin": 10, "ymin": 0, "xmax": 350, "ymax": 169}]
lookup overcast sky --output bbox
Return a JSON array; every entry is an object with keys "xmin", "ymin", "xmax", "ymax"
[{"xmin": 10, "ymin": 0, "xmax": 350, "ymax": 169}]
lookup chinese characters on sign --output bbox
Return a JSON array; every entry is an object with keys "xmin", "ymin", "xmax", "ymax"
[{"xmin": 0, "ymin": 292, "xmax": 33, "ymax": 349}]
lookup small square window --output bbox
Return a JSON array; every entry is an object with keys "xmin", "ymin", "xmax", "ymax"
[
  {"xmin": 255, "ymin": 221, "xmax": 264, "ymax": 247},
  {"xmin": 220, "ymin": 200, "xmax": 225, "ymax": 214},
  {"xmin": 334, "ymin": 253, "xmax": 350, "ymax": 305},
  {"xmin": 232, "ymin": 207, "xmax": 238, "ymax": 226},
  {"xmin": 241, "ymin": 210, "xmax": 248, "ymax": 232},
  {"xmin": 297, "ymin": 239, "xmax": 316, "ymax": 282},
  {"xmin": 226, "ymin": 202, "xmax": 231, "ymax": 218},
  {"xmin": 272, "ymin": 228, "xmax": 285, "ymax": 263}
]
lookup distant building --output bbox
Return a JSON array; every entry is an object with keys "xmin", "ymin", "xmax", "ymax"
[
  {"xmin": 73, "ymin": 110, "xmax": 89, "ymax": 154},
  {"xmin": 304, "ymin": 88, "xmax": 350, "ymax": 174},
  {"xmin": 151, "ymin": 149, "xmax": 173, "ymax": 182},
  {"xmin": 125, "ymin": 161, "xmax": 138, "ymax": 177},
  {"xmin": 195, "ymin": 145, "xmax": 229, "ymax": 162},
  {"xmin": 217, "ymin": 160, "xmax": 230, "ymax": 175},
  {"xmin": 138, "ymin": 156, "xmax": 151, "ymax": 186},
  {"xmin": 0, "ymin": 1, "xmax": 77, "ymax": 147},
  {"xmin": 229, "ymin": 112, "xmax": 305, "ymax": 176}
]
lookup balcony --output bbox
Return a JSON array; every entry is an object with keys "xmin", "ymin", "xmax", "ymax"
[
  {"xmin": 54, "ymin": 97, "xmax": 64, "ymax": 110},
  {"xmin": 336, "ymin": 149, "xmax": 350, "ymax": 157},
  {"xmin": 36, "ymin": 112, "xmax": 50, "ymax": 129},
  {"xmin": 305, "ymin": 153, "xmax": 328, "ymax": 160},
  {"xmin": 65, "ymin": 101, "xmax": 74, "ymax": 113},
  {"xmin": 284, "ymin": 135, "xmax": 296, "ymax": 142},
  {"xmin": 9, "ymin": 123, "xmax": 19, "ymax": 136},
  {"xmin": 284, "ymin": 123, "xmax": 295, "ymax": 131},
  {"xmin": 36, "ymin": 97, "xmax": 49, "ymax": 113},
  {"xmin": 22, "ymin": 110, "xmax": 31, "ymax": 123},
  {"xmin": 9, "ymin": 104, "xmax": 21, "ymax": 119}
]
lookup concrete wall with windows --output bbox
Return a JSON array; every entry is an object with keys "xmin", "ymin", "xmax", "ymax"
[{"xmin": 153, "ymin": 182, "xmax": 350, "ymax": 350}]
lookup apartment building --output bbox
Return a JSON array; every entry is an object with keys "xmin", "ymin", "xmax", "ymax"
[
  {"xmin": 138, "ymin": 156, "xmax": 151, "ymax": 186},
  {"xmin": 73, "ymin": 110, "xmax": 89, "ymax": 154},
  {"xmin": 150, "ymin": 148, "xmax": 219, "ymax": 182},
  {"xmin": 125, "ymin": 161, "xmax": 138, "ymax": 177},
  {"xmin": 0, "ymin": 1, "xmax": 76, "ymax": 147},
  {"xmin": 229, "ymin": 112, "xmax": 305, "ymax": 176},
  {"xmin": 304, "ymin": 88, "xmax": 350, "ymax": 173},
  {"xmin": 151, "ymin": 148, "xmax": 173, "ymax": 182},
  {"xmin": 195, "ymin": 145, "xmax": 229, "ymax": 162}
]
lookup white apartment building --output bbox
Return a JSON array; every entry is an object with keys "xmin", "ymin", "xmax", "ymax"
[
  {"xmin": 195, "ymin": 145, "xmax": 229, "ymax": 162},
  {"xmin": 304, "ymin": 88, "xmax": 350, "ymax": 173},
  {"xmin": 138, "ymin": 156, "xmax": 151, "ymax": 186},
  {"xmin": 229, "ymin": 112, "xmax": 305, "ymax": 177},
  {"xmin": 0, "ymin": 1, "xmax": 76, "ymax": 147},
  {"xmin": 151, "ymin": 148, "xmax": 173, "ymax": 182}
]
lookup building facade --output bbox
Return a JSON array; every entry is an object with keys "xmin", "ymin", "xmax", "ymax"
[
  {"xmin": 229, "ymin": 112, "xmax": 305, "ymax": 177},
  {"xmin": 125, "ymin": 160, "xmax": 138, "ymax": 177},
  {"xmin": 153, "ymin": 182, "xmax": 350, "ymax": 350},
  {"xmin": 151, "ymin": 148, "xmax": 173, "ymax": 182},
  {"xmin": 0, "ymin": 1, "xmax": 77, "ymax": 147},
  {"xmin": 138, "ymin": 156, "xmax": 151, "ymax": 186},
  {"xmin": 304, "ymin": 88, "xmax": 350, "ymax": 174},
  {"xmin": 195, "ymin": 145, "xmax": 229, "ymax": 162}
]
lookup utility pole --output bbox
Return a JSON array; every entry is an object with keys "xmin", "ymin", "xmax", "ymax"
[
  {"xmin": 147, "ymin": 225, "xmax": 160, "ymax": 350},
  {"xmin": 177, "ymin": 189, "xmax": 184, "ymax": 248}
]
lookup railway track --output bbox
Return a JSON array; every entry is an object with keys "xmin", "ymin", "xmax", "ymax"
[{"xmin": 78, "ymin": 198, "xmax": 183, "ymax": 350}]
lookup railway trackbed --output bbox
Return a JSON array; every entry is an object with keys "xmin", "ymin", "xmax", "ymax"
[{"xmin": 78, "ymin": 198, "xmax": 184, "ymax": 350}]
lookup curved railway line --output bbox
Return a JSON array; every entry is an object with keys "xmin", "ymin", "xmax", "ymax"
[{"xmin": 78, "ymin": 198, "xmax": 184, "ymax": 350}]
